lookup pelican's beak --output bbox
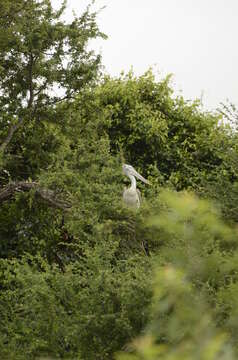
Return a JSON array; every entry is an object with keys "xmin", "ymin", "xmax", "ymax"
[{"xmin": 131, "ymin": 167, "xmax": 150, "ymax": 185}]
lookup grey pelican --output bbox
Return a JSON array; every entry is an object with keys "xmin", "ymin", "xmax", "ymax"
[{"xmin": 122, "ymin": 164, "xmax": 150, "ymax": 209}]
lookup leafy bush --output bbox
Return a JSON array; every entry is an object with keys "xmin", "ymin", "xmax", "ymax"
[{"xmin": 117, "ymin": 190, "xmax": 238, "ymax": 360}]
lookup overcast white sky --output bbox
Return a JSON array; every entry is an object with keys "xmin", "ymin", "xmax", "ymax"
[{"xmin": 52, "ymin": 0, "xmax": 238, "ymax": 110}]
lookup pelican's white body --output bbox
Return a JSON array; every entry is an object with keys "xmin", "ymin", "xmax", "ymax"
[{"xmin": 122, "ymin": 164, "xmax": 149, "ymax": 209}]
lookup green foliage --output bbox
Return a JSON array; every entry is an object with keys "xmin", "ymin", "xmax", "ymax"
[
  {"xmin": 0, "ymin": 253, "xmax": 152, "ymax": 359},
  {"xmin": 88, "ymin": 72, "xmax": 222, "ymax": 184},
  {"xmin": 0, "ymin": 0, "xmax": 104, "ymax": 177},
  {"xmin": 117, "ymin": 268, "xmax": 233, "ymax": 360},
  {"xmin": 117, "ymin": 191, "xmax": 238, "ymax": 360},
  {"xmin": 76, "ymin": 71, "xmax": 238, "ymax": 221},
  {"xmin": 1, "ymin": 2, "xmax": 238, "ymax": 357}
]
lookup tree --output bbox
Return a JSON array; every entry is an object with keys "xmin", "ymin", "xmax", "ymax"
[
  {"xmin": 0, "ymin": 0, "xmax": 108, "ymax": 261},
  {"xmin": 75, "ymin": 71, "xmax": 238, "ymax": 221},
  {"xmin": 219, "ymin": 101, "xmax": 238, "ymax": 130},
  {"xmin": 0, "ymin": 0, "xmax": 104, "ymax": 175}
]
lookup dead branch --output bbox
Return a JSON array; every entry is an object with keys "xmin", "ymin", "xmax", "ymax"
[{"xmin": 0, "ymin": 181, "xmax": 71, "ymax": 210}]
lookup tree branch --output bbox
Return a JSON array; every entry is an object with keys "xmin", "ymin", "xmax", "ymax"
[
  {"xmin": 0, "ymin": 181, "xmax": 71, "ymax": 210},
  {"xmin": 0, "ymin": 118, "xmax": 24, "ymax": 153},
  {"xmin": 0, "ymin": 54, "xmax": 35, "ymax": 155},
  {"xmin": 28, "ymin": 53, "xmax": 34, "ymax": 108}
]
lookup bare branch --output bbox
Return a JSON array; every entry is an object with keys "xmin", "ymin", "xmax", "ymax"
[{"xmin": 0, "ymin": 181, "xmax": 71, "ymax": 210}]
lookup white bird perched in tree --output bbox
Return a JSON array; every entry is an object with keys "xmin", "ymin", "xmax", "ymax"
[{"xmin": 122, "ymin": 164, "xmax": 150, "ymax": 209}]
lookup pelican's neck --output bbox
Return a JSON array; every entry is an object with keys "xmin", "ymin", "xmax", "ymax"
[{"xmin": 128, "ymin": 174, "xmax": 136, "ymax": 190}]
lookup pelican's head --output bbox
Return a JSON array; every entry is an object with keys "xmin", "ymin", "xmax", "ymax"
[{"xmin": 122, "ymin": 164, "xmax": 150, "ymax": 184}]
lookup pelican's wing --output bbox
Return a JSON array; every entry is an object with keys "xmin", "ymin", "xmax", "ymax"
[{"xmin": 123, "ymin": 187, "xmax": 141, "ymax": 209}]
